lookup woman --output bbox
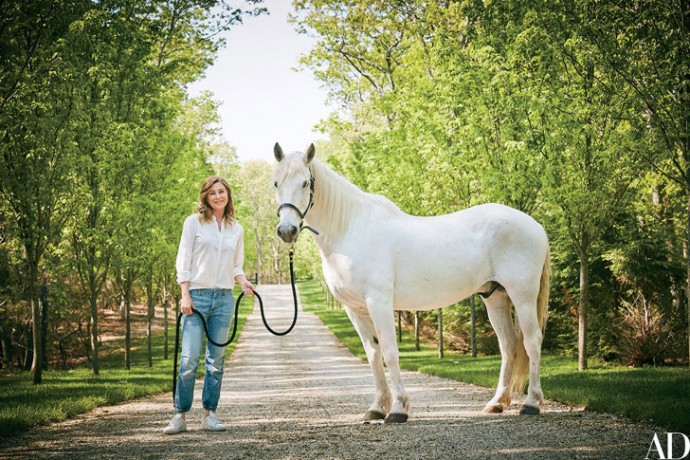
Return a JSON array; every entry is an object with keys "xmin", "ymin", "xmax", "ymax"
[{"xmin": 165, "ymin": 176, "xmax": 254, "ymax": 434}]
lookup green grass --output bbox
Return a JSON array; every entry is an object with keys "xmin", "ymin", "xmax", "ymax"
[
  {"xmin": 0, "ymin": 298, "xmax": 250, "ymax": 441},
  {"xmin": 299, "ymin": 280, "xmax": 690, "ymax": 433}
]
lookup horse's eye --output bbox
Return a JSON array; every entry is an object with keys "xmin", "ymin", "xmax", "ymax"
[
  {"xmin": 274, "ymin": 181, "xmax": 278, "ymax": 188},
  {"xmin": 302, "ymin": 181, "xmax": 308, "ymax": 188}
]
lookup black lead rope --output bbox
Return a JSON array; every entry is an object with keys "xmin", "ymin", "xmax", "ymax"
[
  {"xmin": 172, "ymin": 248, "xmax": 299, "ymax": 403},
  {"xmin": 258, "ymin": 247, "xmax": 299, "ymax": 336}
]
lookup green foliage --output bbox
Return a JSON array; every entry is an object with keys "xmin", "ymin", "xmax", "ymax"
[
  {"xmin": 235, "ymin": 160, "xmax": 285, "ymax": 283},
  {"xmin": 0, "ymin": 0, "xmax": 267, "ymax": 376},
  {"xmin": 294, "ymin": 0, "xmax": 690, "ymax": 365}
]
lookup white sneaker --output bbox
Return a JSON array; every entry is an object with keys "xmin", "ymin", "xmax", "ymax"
[
  {"xmin": 163, "ymin": 413, "xmax": 187, "ymax": 434},
  {"xmin": 202, "ymin": 411, "xmax": 226, "ymax": 431}
]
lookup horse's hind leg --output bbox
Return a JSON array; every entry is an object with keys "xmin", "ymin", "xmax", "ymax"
[
  {"xmin": 482, "ymin": 290, "xmax": 517, "ymax": 414},
  {"xmin": 345, "ymin": 306, "xmax": 391, "ymax": 421},
  {"xmin": 512, "ymin": 296, "xmax": 544, "ymax": 415}
]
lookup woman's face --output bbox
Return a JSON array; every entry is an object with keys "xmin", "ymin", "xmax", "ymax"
[{"xmin": 207, "ymin": 182, "xmax": 229, "ymax": 214}]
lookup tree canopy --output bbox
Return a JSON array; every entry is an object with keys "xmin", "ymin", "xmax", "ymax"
[
  {"xmin": 1, "ymin": 0, "xmax": 688, "ymax": 379},
  {"xmin": 292, "ymin": 0, "xmax": 690, "ymax": 367}
]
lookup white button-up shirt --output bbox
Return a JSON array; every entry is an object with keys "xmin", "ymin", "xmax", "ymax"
[{"xmin": 175, "ymin": 214, "xmax": 246, "ymax": 290}]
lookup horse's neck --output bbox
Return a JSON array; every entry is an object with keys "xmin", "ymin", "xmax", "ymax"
[
  {"xmin": 307, "ymin": 160, "xmax": 400, "ymax": 248},
  {"xmin": 308, "ymin": 161, "xmax": 364, "ymax": 245}
]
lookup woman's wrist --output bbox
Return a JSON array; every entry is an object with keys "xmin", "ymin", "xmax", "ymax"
[{"xmin": 180, "ymin": 282, "xmax": 191, "ymax": 297}]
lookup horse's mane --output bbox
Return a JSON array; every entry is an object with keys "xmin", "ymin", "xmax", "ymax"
[{"xmin": 308, "ymin": 159, "xmax": 402, "ymax": 239}]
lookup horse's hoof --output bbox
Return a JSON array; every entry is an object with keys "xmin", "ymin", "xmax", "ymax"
[
  {"xmin": 482, "ymin": 404, "xmax": 503, "ymax": 414},
  {"xmin": 384, "ymin": 413, "xmax": 408, "ymax": 423},
  {"xmin": 519, "ymin": 404, "xmax": 540, "ymax": 415},
  {"xmin": 363, "ymin": 410, "xmax": 386, "ymax": 422}
]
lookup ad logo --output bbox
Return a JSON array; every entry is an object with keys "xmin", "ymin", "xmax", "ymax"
[{"xmin": 646, "ymin": 433, "xmax": 690, "ymax": 460}]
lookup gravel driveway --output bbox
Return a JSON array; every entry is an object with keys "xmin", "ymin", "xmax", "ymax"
[{"xmin": 1, "ymin": 285, "xmax": 659, "ymax": 459}]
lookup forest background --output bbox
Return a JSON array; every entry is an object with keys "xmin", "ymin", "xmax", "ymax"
[{"xmin": 1, "ymin": 0, "xmax": 689, "ymax": 387}]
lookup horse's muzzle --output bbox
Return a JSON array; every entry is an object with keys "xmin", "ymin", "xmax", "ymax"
[{"xmin": 277, "ymin": 224, "xmax": 299, "ymax": 243}]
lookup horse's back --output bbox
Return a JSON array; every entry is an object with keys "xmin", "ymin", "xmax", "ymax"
[
  {"xmin": 457, "ymin": 203, "xmax": 547, "ymax": 246},
  {"xmin": 401, "ymin": 203, "xmax": 547, "ymax": 251},
  {"xmin": 447, "ymin": 203, "xmax": 543, "ymax": 231}
]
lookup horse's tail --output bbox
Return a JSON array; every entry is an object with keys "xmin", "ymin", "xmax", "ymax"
[
  {"xmin": 510, "ymin": 246, "xmax": 550, "ymax": 394},
  {"xmin": 536, "ymin": 246, "xmax": 551, "ymax": 333}
]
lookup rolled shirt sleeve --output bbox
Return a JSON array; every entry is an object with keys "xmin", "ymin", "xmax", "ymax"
[
  {"xmin": 233, "ymin": 226, "xmax": 246, "ymax": 279},
  {"xmin": 175, "ymin": 215, "xmax": 196, "ymax": 284}
]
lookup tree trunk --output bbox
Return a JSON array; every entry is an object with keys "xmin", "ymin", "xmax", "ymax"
[
  {"xmin": 30, "ymin": 294, "xmax": 42, "ymax": 383},
  {"xmin": 470, "ymin": 295, "xmax": 477, "ymax": 358},
  {"xmin": 686, "ymin": 195, "xmax": 690, "ymax": 368},
  {"xmin": 40, "ymin": 284, "xmax": 49, "ymax": 370},
  {"xmin": 0, "ymin": 314, "xmax": 12, "ymax": 369},
  {"xmin": 124, "ymin": 291, "xmax": 131, "ymax": 370},
  {"xmin": 146, "ymin": 275, "xmax": 153, "ymax": 368},
  {"xmin": 578, "ymin": 251, "xmax": 589, "ymax": 371},
  {"xmin": 89, "ymin": 291, "xmax": 100, "ymax": 375},
  {"xmin": 437, "ymin": 308, "xmax": 444, "ymax": 359},
  {"xmin": 414, "ymin": 311, "xmax": 420, "ymax": 351},
  {"xmin": 255, "ymin": 233, "xmax": 263, "ymax": 286},
  {"xmin": 26, "ymin": 256, "xmax": 42, "ymax": 383},
  {"xmin": 24, "ymin": 322, "xmax": 33, "ymax": 370},
  {"xmin": 163, "ymin": 297, "xmax": 169, "ymax": 361}
]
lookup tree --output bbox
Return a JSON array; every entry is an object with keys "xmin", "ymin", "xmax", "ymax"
[
  {"xmin": 1, "ymin": 0, "xmax": 266, "ymax": 378},
  {"xmin": 458, "ymin": 0, "xmax": 642, "ymax": 370},
  {"xmin": 0, "ymin": 0, "xmax": 88, "ymax": 383},
  {"xmin": 294, "ymin": 0, "xmax": 678, "ymax": 368},
  {"xmin": 151, "ymin": 96, "xmax": 215, "ymax": 364},
  {"xmin": 238, "ymin": 161, "xmax": 276, "ymax": 282},
  {"xmin": 65, "ymin": 0, "xmax": 263, "ymax": 375},
  {"xmin": 583, "ymin": 0, "xmax": 690, "ymax": 366}
]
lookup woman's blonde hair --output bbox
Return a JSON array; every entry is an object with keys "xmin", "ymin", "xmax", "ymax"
[{"xmin": 197, "ymin": 176, "xmax": 235, "ymax": 225}]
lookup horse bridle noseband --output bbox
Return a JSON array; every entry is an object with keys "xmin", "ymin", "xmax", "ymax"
[{"xmin": 277, "ymin": 168, "xmax": 319, "ymax": 235}]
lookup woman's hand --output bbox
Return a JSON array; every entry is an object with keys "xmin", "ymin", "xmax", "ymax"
[
  {"xmin": 240, "ymin": 278, "xmax": 254, "ymax": 296},
  {"xmin": 179, "ymin": 282, "xmax": 194, "ymax": 315},
  {"xmin": 180, "ymin": 294, "xmax": 194, "ymax": 315}
]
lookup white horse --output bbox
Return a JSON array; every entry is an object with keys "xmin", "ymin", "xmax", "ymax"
[{"xmin": 272, "ymin": 143, "xmax": 550, "ymax": 423}]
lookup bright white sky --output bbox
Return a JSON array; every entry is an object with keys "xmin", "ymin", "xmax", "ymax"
[{"xmin": 187, "ymin": 0, "xmax": 333, "ymax": 164}]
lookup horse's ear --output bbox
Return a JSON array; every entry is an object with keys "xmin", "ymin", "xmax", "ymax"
[
  {"xmin": 305, "ymin": 143, "xmax": 316, "ymax": 165},
  {"xmin": 274, "ymin": 143, "xmax": 284, "ymax": 162}
]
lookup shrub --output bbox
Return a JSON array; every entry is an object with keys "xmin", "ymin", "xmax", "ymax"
[{"xmin": 617, "ymin": 295, "xmax": 672, "ymax": 366}]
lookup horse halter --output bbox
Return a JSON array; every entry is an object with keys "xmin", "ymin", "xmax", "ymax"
[{"xmin": 277, "ymin": 168, "xmax": 319, "ymax": 235}]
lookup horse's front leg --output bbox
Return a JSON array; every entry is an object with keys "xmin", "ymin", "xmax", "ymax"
[
  {"xmin": 345, "ymin": 306, "xmax": 391, "ymax": 421},
  {"xmin": 366, "ymin": 295, "xmax": 409, "ymax": 423}
]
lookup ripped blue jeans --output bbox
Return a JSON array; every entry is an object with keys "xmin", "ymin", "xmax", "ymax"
[{"xmin": 174, "ymin": 289, "xmax": 233, "ymax": 413}]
